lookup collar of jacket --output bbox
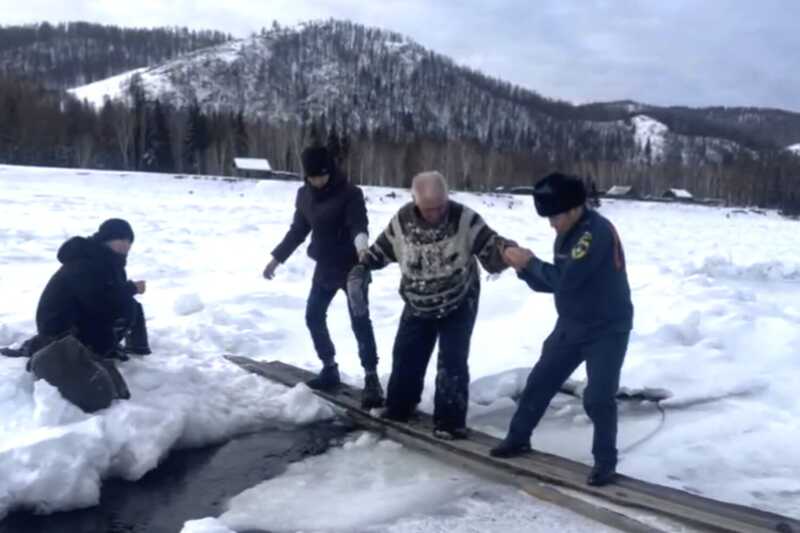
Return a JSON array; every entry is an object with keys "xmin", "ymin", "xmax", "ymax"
[
  {"xmin": 556, "ymin": 207, "xmax": 593, "ymax": 250},
  {"xmin": 308, "ymin": 171, "xmax": 347, "ymax": 201},
  {"xmin": 411, "ymin": 200, "xmax": 452, "ymax": 230}
]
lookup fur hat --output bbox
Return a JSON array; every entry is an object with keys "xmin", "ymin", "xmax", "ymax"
[{"xmin": 532, "ymin": 172, "xmax": 587, "ymax": 217}]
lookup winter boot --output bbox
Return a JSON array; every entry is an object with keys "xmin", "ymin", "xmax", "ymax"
[
  {"xmin": 306, "ymin": 364, "xmax": 341, "ymax": 391},
  {"xmin": 361, "ymin": 373, "xmax": 384, "ymax": 409},
  {"xmin": 106, "ymin": 347, "xmax": 130, "ymax": 362},
  {"xmin": 587, "ymin": 463, "xmax": 617, "ymax": 487},
  {"xmin": 432, "ymin": 426, "xmax": 470, "ymax": 441},
  {"xmin": 1, "ymin": 346, "xmax": 27, "ymax": 358},
  {"xmin": 1, "ymin": 334, "xmax": 49, "ymax": 358},
  {"xmin": 489, "ymin": 438, "xmax": 532, "ymax": 458},
  {"xmin": 123, "ymin": 338, "xmax": 151, "ymax": 356}
]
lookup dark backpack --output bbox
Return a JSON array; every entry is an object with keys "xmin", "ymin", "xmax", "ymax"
[{"xmin": 28, "ymin": 335, "xmax": 130, "ymax": 413}]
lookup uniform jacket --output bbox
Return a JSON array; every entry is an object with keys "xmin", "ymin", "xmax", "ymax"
[{"xmin": 519, "ymin": 209, "xmax": 633, "ymax": 340}]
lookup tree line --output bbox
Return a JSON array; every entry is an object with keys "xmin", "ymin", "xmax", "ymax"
[
  {"xmin": 0, "ymin": 22, "xmax": 231, "ymax": 89},
  {"xmin": 2, "ymin": 73, "xmax": 800, "ymax": 213}
]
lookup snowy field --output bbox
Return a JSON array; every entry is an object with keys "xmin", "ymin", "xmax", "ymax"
[{"xmin": 1, "ymin": 165, "xmax": 799, "ymax": 530}]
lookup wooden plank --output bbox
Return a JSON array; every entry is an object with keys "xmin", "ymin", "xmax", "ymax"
[
  {"xmin": 344, "ymin": 405, "xmax": 669, "ymax": 533},
  {"xmin": 226, "ymin": 357, "xmax": 800, "ymax": 533}
]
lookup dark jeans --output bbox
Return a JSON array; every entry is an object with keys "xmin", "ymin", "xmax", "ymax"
[
  {"xmin": 385, "ymin": 292, "xmax": 479, "ymax": 431},
  {"xmin": 507, "ymin": 329, "xmax": 630, "ymax": 465},
  {"xmin": 305, "ymin": 281, "xmax": 378, "ymax": 371},
  {"xmin": 8, "ymin": 300, "xmax": 149, "ymax": 359},
  {"xmin": 116, "ymin": 300, "xmax": 149, "ymax": 353}
]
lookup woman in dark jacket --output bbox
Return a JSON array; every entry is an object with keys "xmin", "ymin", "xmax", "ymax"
[{"xmin": 263, "ymin": 146, "xmax": 383, "ymax": 408}]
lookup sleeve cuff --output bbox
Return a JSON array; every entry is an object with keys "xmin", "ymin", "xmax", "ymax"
[{"xmin": 354, "ymin": 232, "xmax": 369, "ymax": 253}]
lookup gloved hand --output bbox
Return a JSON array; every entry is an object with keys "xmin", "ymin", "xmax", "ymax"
[{"xmin": 263, "ymin": 258, "xmax": 280, "ymax": 279}]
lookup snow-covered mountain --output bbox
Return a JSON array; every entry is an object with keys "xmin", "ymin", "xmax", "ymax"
[{"xmin": 68, "ymin": 20, "xmax": 763, "ymax": 168}]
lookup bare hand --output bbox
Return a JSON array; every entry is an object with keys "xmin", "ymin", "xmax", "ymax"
[
  {"xmin": 503, "ymin": 247, "xmax": 535, "ymax": 271},
  {"xmin": 133, "ymin": 280, "xmax": 147, "ymax": 294},
  {"xmin": 263, "ymin": 258, "xmax": 280, "ymax": 280}
]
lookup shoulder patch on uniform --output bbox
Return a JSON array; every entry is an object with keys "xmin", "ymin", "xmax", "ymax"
[{"xmin": 571, "ymin": 231, "xmax": 592, "ymax": 259}]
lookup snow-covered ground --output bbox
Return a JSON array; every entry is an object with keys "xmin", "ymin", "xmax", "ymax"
[
  {"xmin": 1, "ymin": 165, "xmax": 799, "ymax": 530},
  {"xmin": 182, "ymin": 432, "xmax": 618, "ymax": 533}
]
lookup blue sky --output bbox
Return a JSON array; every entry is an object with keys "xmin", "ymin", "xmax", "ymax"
[{"xmin": 2, "ymin": 0, "xmax": 798, "ymax": 111}]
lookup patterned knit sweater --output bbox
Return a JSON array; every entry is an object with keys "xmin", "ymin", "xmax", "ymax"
[{"xmin": 363, "ymin": 200, "xmax": 513, "ymax": 318}]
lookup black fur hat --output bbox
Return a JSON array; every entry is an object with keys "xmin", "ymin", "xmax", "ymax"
[{"xmin": 532, "ymin": 172, "xmax": 587, "ymax": 216}]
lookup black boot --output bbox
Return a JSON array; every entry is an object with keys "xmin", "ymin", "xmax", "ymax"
[
  {"xmin": 1, "ymin": 346, "xmax": 28, "ymax": 358},
  {"xmin": 361, "ymin": 373, "xmax": 384, "ymax": 409},
  {"xmin": 489, "ymin": 438, "xmax": 532, "ymax": 458},
  {"xmin": 587, "ymin": 463, "xmax": 617, "ymax": 486},
  {"xmin": 306, "ymin": 364, "xmax": 341, "ymax": 391},
  {"xmin": 106, "ymin": 347, "xmax": 129, "ymax": 362},
  {"xmin": 433, "ymin": 426, "xmax": 469, "ymax": 440},
  {"xmin": 1, "ymin": 334, "xmax": 49, "ymax": 358},
  {"xmin": 123, "ymin": 340, "xmax": 151, "ymax": 356}
]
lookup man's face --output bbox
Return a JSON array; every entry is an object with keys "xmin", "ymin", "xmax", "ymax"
[
  {"xmin": 417, "ymin": 196, "xmax": 448, "ymax": 224},
  {"xmin": 548, "ymin": 207, "xmax": 582, "ymax": 235},
  {"xmin": 107, "ymin": 239, "xmax": 132, "ymax": 256},
  {"xmin": 307, "ymin": 174, "xmax": 330, "ymax": 189}
]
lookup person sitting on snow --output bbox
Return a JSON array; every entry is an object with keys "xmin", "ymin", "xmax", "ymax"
[
  {"xmin": 2, "ymin": 218, "xmax": 150, "ymax": 360},
  {"xmin": 262, "ymin": 145, "xmax": 384, "ymax": 409},
  {"xmin": 1, "ymin": 218, "xmax": 149, "ymax": 411},
  {"xmin": 490, "ymin": 172, "xmax": 633, "ymax": 487},
  {"xmin": 357, "ymin": 171, "xmax": 515, "ymax": 440}
]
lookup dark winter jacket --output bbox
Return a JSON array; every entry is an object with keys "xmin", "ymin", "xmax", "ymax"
[
  {"xmin": 271, "ymin": 172, "xmax": 369, "ymax": 287},
  {"xmin": 518, "ymin": 209, "xmax": 633, "ymax": 340},
  {"xmin": 36, "ymin": 236, "xmax": 138, "ymax": 356},
  {"xmin": 363, "ymin": 200, "xmax": 514, "ymax": 318}
]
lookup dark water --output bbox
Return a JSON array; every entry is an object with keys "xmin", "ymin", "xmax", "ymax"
[{"xmin": 0, "ymin": 421, "xmax": 351, "ymax": 533}]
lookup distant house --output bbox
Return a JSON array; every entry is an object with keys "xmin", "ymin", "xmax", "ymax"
[
  {"xmin": 234, "ymin": 158, "xmax": 271, "ymax": 175},
  {"xmin": 604, "ymin": 185, "xmax": 639, "ymax": 199},
  {"xmin": 233, "ymin": 158, "xmax": 300, "ymax": 180},
  {"xmin": 492, "ymin": 185, "xmax": 535, "ymax": 195},
  {"xmin": 662, "ymin": 188, "xmax": 694, "ymax": 201}
]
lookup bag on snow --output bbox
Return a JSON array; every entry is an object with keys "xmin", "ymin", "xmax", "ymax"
[{"xmin": 28, "ymin": 335, "xmax": 130, "ymax": 413}]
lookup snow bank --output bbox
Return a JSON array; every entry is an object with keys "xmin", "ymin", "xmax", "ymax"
[{"xmin": 0, "ymin": 349, "xmax": 333, "ymax": 518}]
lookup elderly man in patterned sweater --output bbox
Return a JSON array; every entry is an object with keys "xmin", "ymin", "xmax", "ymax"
[{"xmin": 357, "ymin": 171, "xmax": 515, "ymax": 439}]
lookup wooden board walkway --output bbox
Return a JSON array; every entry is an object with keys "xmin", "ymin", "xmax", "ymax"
[{"xmin": 227, "ymin": 356, "xmax": 799, "ymax": 533}]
